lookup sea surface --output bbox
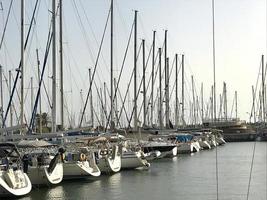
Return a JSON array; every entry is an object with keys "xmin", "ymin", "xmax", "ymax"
[{"xmin": 17, "ymin": 142, "xmax": 266, "ymax": 200}]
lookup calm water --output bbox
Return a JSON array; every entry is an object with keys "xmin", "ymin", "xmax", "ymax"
[{"xmin": 17, "ymin": 142, "xmax": 267, "ymax": 200}]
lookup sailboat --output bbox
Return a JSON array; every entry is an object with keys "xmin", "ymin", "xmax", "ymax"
[
  {"xmin": 17, "ymin": 140, "xmax": 64, "ymax": 186},
  {"xmin": 0, "ymin": 143, "xmax": 32, "ymax": 197},
  {"xmin": 63, "ymin": 143, "xmax": 101, "ymax": 179}
]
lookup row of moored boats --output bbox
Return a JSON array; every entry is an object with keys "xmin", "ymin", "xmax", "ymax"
[{"xmin": 0, "ymin": 129, "xmax": 226, "ymax": 197}]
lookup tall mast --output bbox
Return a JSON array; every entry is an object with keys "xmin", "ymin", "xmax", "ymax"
[
  {"xmin": 175, "ymin": 54, "xmax": 178, "ymax": 127},
  {"xmin": 59, "ymin": 0, "xmax": 64, "ymax": 129},
  {"xmin": 36, "ymin": 49, "xmax": 42, "ymax": 133},
  {"xmin": 8, "ymin": 70, "xmax": 13, "ymax": 127},
  {"xmin": 212, "ymin": 0, "xmax": 217, "ymax": 122},
  {"xmin": 20, "ymin": 0, "xmax": 24, "ymax": 132},
  {"xmin": 165, "ymin": 57, "xmax": 170, "ymax": 128},
  {"xmin": 104, "ymin": 82, "xmax": 107, "ymax": 126},
  {"xmin": 30, "ymin": 77, "xmax": 33, "ymax": 114},
  {"xmin": 151, "ymin": 31, "xmax": 156, "ymax": 126},
  {"xmin": 134, "ymin": 10, "xmax": 138, "ymax": 131},
  {"xmin": 89, "ymin": 68, "xmax": 94, "ymax": 128},
  {"xmin": 0, "ymin": 65, "xmax": 3, "ymax": 127},
  {"xmin": 252, "ymin": 85, "xmax": 256, "ymax": 123},
  {"xmin": 191, "ymin": 75, "xmax": 196, "ymax": 125},
  {"xmin": 262, "ymin": 55, "xmax": 265, "ymax": 123},
  {"xmin": 164, "ymin": 30, "xmax": 169, "ymax": 128},
  {"xmin": 181, "ymin": 54, "xmax": 185, "ymax": 126},
  {"xmin": 159, "ymin": 48, "xmax": 163, "ymax": 130},
  {"xmin": 142, "ymin": 39, "xmax": 146, "ymax": 126},
  {"xmin": 114, "ymin": 78, "xmax": 119, "ymax": 126},
  {"xmin": 223, "ymin": 82, "xmax": 227, "ymax": 120},
  {"xmin": 110, "ymin": 0, "xmax": 114, "ymax": 130},
  {"xmin": 201, "ymin": 82, "xmax": 204, "ymax": 123},
  {"xmin": 51, "ymin": 0, "xmax": 57, "ymax": 132},
  {"xmin": 235, "ymin": 91, "xmax": 237, "ymax": 119}
]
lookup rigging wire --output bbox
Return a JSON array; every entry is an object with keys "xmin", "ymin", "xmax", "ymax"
[
  {"xmin": 2, "ymin": 0, "xmax": 40, "ymax": 128},
  {"xmin": 79, "ymin": 8, "xmax": 111, "ymax": 127},
  {"xmin": 0, "ymin": 0, "xmax": 13, "ymax": 51}
]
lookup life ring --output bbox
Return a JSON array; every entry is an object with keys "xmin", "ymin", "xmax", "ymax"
[{"xmin": 80, "ymin": 153, "xmax": 86, "ymax": 161}]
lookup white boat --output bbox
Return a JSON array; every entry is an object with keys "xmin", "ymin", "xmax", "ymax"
[
  {"xmin": 121, "ymin": 149, "xmax": 150, "ymax": 169},
  {"xmin": 97, "ymin": 144, "xmax": 121, "ymax": 173},
  {"xmin": 18, "ymin": 140, "xmax": 64, "ymax": 186},
  {"xmin": 63, "ymin": 147, "xmax": 101, "ymax": 179},
  {"xmin": 0, "ymin": 143, "xmax": 32, "ymax": 197},
  {"xmin": 174, "ymin": 134, "xmax": 200, "ymax": 154},
  {"xmin": 141, "ymin": 141, "xmax": 177, "ymax": 158}
]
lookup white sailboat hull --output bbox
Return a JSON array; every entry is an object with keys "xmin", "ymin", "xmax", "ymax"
[
  {"xmin": 63, "ymin": 161, "xmax": 100, "ymax": 179},
  {"xmin": 177, "ymin": 143, "xmax": 195, "ymax": 154},
  {"xmin": 97, "ymin": 146, "xmax": 121, "ymax": 173},
  {"xmin": 0, "ymin": 170, "xmax": 32, "ymax": 197},
  {"xmin": 27, "ymin": 163, "xmax": 63, "ymax": 185},
  {"xmin": 121, "ymin": 152, "xmax": 150, "ymax": 169}
]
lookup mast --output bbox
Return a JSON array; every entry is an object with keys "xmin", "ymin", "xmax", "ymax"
[
  {"xmin": 262, "ymin": 55, "xmax": 265, "ymax": 123},
  {"xmin": 164, "ymin": 30, "xmax": 169, "ymax": 128},
  {"xmin": 175, "ymin": 54, "xmax": 178, "ymax": 127},
  {"xmin": 142, "ymin": 39, "xmax": 146, "ymax": 126},
  {"xmin": 89, "ymin": 68, "xmax": 94, "ymax": 128},
  {"xmin": 134, "ymin": 10, "xmax": 138, "ymax": 131},
  {"xmin": 36, "ymin": 49, "xmax": 42, "ymax": 133},
  {"xmin": 201, "ymin": 82, "xmax": 204, "ymax": 123},
  {"xmin": 235, "ymin": 91, "xmax": 237, "ymax": 119},
  {"xmin": 104, "ymin": 82, "xmax": 107, "ymax": 126},
  {"xmin": 51, "ymin": 0, "xmax": 57, "ymax": 132},
  {"xmin": 30, "ymin": 77, "xmax": 33, "ymax": 114},
  {"xmin": 8, "ymin": 70, "xmax": 13, "ymax": 127},
  {"xmin": 165, "ymin": 57, "xmax": 170, "ymax": 128},
  {"xmin": 114, "ymin": 78, "xmax": 118, "ymax": 126},
  {"xmin": 110, "ymin": 0, "xmax": 114, "ymax": 130},
  {"xmin": 159, "ymin": 48, "xmax": 163, "ymax": 130},
  {"xmin": 59, "ymin": 0, "xmax": 64, "ymax": 129},
  {"xmin": 191, "ymin": 75, "xmax": 196, "ymax": 125},
  {"xmin": 151, "ymin": 31, "xmax": 156, "ymax": 126},
  {"xmin": 20, "ymin": 0, "xmax": 24, "ymax": 132},
  {"xmin": 223, "ymin": 82, "xmax": 227, "ymax": 120},
  {"xmin": 212, "ymin": 0, "xmax": 217, "ymax": 122},
  {"xmin": 181, "ymin": 54, "xmax": 185, "ymax": 126},
  {"xmin": 252, "ymin": 85, "xmax": 256, "ymax": 123},
  {"xmin": 0, "ymin": 65, "xmax": 3, "ymax": 127}
]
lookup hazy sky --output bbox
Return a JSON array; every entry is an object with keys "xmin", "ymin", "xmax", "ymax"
[{"xmin": 0, "ymin": 0, "xmax": 266, "ymax": 127}]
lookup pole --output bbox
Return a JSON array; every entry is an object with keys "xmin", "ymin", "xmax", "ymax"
[
  {"xmin": 262, "ymin": 55, "xmax": 265, "ymax": 123},
  {"xmin": 8, "ymin": 70, "xmax": 13, "ymax": 127},
  {"xmin": 89, "ymin": 68, "xmax": 94, "ymax": 128},
  {"xmin": 159, "ymin": 48, "xmax": 163, "ymax": 130},
  {"xmin": 36, "ymin": 49, "xmax": 42, "ymax": 133},
  {"xmin": 142, "ymin": 39, "xmax": 146, "ymax": 127},
  {"xmin": 151, "ymin": 31, "xmax": 156, "ymax": 126},
  {"xmin": 20, "ymin": 0, "xmax": 24, "ymax": 133},
  {"xmin": 51, "ymin": 0, "xmax": 57, "ymax": 132},
  {"xmin": 212, "ymin": 0, "xmax": 217, "ymax": 122},
  {"xmin": 175, "ymin": 54, "xmax": 178, "ymax": 127},
  {"xmin": 134, "ymin": 10, "xmax": 138, "ymax": 131},
  {"xmin": 59, "ymin": 0, "xmax": 64, "ymax": 129},
  {"xmin": 165, "ymin": 57, "xmax": 170, "ymax": 128},
  {"xmin": 110, "ymin": 0, "xmax": 114, "ymax": 130},
  {"xmin": 201, "ymin": 82, "xmax": 204, "ymax": 123},
  {"xmin": 182, "ymin": 54, "xmax": 185, "ymax": 126}
]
